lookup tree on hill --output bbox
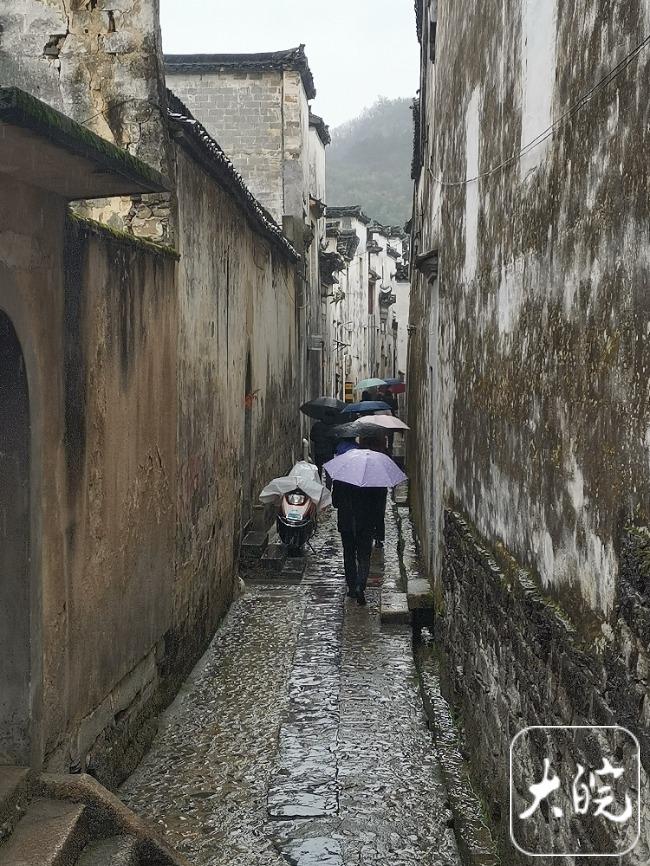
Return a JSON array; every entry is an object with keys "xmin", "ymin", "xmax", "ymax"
[{"xmin": 326, "ymin": 97, "xmax": 413, "ymax": 227}]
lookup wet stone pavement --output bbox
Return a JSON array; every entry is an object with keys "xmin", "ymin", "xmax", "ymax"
[{"xmin": 120, "ymin": 507, "xmax": 461, "ymax": 866}]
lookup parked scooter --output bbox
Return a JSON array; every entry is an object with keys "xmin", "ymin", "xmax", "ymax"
[
  {"xmin": 277, "ymin": 487, "xmax": 317, "ymax": 554},
  {"xmin": 259, "ymin": 460, "xmax": 331, "ymax": 556}
]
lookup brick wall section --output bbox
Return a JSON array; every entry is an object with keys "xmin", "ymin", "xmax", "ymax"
[
  {"xmin": 167, "ymin": 70, "xmax": 285, "ymax": 222},
  {"xmin": 0, "ymin": 0, "xmax": 174, "ymax": 242},
  {"xmin": 439, "ymin": 509, "xmax": 650, "ymax": 863}
]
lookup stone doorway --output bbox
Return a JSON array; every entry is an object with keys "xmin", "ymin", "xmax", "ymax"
[{"xmin": 0, "ymin": 311, "xmax": 31, "ymax": 764}]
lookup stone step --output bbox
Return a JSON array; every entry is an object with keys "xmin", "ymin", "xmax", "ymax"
[
  {"xmin": 240, "ymin": 531, "xmax": 269, "ymax": 559},
  {"xmin": 393, "ymin": 482, "xmax": 409, "ymax": 506},
  {"xmin": 407, "ymin": 577, "xmax": 434, "ymax": 610},
  {"xmin": 380, "ymin": 590, "xmax": 410, "ymax": 625},
  {"xmin": 280, "ymin": 557, "xmax": 307, "ymax": 583},
  {"xmin": 0, "ymin": 767, "xmax": 31, "ymax": 840},
  {"xmin": 251, "ymin": 503, "xmax": 274, "ymax": 532},
  {"xmin": 0, "ymin": 798, "xmax": 87, "ymax": 866},
  {"xmin": 77, "ymin": 835, "xmax": 138, "ymax": 866},
  {"xmin": 260, "ymin": 543, "xmax": 288, "ymax": 573}
]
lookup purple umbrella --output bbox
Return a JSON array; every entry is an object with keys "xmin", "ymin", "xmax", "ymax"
[{"xmin": 323, "ymin": 449, "xmax": 407, "ymax": 488}]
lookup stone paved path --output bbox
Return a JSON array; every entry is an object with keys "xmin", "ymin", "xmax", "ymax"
[{"xmin": 120, "ymin": 508, "xmax": 460, "ymax": 866}]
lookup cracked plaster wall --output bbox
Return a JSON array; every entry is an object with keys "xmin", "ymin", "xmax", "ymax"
[{"xmin": 0, "ymin": 0, "xmax": 174, "ymax": 241}]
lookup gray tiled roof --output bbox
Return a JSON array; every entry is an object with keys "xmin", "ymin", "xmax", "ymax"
[{"xmin": 165, "ymin": 45, "xmax": 316, "ymax": 100}]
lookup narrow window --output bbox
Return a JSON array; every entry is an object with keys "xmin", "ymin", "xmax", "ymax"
[{"xmin": 429, "ymin": 20, "xmax": 437, "ymax": 63}]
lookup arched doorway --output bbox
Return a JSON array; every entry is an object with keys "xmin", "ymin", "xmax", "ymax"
[{"xmin": 0, "ymin": 311, "xmax": 31, "ymax": 764}]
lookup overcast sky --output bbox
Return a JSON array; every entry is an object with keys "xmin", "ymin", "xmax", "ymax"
[{"xmin": 160, "ymin": 0, "xmax": 419, "ymax": 128}]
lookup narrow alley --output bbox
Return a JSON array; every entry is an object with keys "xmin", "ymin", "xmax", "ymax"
[
  {"xmin": 1, "ymin": 1, "xmax": 649, "ymax": 864},
  {"xmin": 120, "ymin": 507, "xmax": 461, "ymax": 866}
]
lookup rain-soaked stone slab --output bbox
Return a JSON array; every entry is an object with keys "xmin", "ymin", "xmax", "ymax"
[
  {"xmin": 120, "ymin": 584, "xmax": 306, "ymax": 866},
  {"xmin": 407, "ymin": 577, "xmax": 434, "ymax": 609},
  {"xmin": 121, "ymin": 509, "xmax": 461, "ymax": 866},
  {"xmin": 281, "ymin": 557, "xmax": 307, "ymax": 580},
  {"xmin": 380, "ymin": 590, "xmax": 410, "ymax": 625},
  {"xmin": 261, "ymin": 543, "xmax": 288, "ymax": 572},
  {"xmin": 277, "ymin": 835, "xmax": 343, "ymax": 866},
  {"xmin": 267, "ymin": 561, "xmax": 343, "ymax": 820},
  {"xmin": 393, "ymin": 481, "xmax": 409, "ymax": 506},
  {"xmin": 415, "ymin": 636, "xmax": 500, "ymax": 866},
  {"xmin": 241, "ymin": 530, "xmax": 269, "ymax": 558}
]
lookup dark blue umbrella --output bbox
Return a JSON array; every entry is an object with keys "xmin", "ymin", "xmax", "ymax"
[
  {"xmin": 383, "ymin": 377, "xmax": 404, "ymax": 386},
  {"xmin": 341, "ymin": 401, "xmax": 391, "ymax": 414}
]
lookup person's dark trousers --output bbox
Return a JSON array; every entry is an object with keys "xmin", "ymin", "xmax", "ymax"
[
  {"xmin": 355, "ymin": 529, "xmax": 374, "ymax": 592},
  {"xmin": 374, "ymin": 489, "xmax": 388, "ymax": 543},
  {"xmin": 340, "ymin": 531, "xmax": 358, "ymax": 592}
]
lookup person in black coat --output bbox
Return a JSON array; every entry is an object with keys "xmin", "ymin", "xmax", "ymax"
[
  {"xmin": 358, "ymin": 434, "xmax": 389, "ymax": 548},
  {"xmin": 310, "ymin": 419, "xmax": 336, "ymax": 479},
  {"xmin": 378, "ymin": 386, "xmax": 398, "ymax": 454},
  {"xmin": 332, "ymin": 479, "xmax": 386, "ymax": 606}
]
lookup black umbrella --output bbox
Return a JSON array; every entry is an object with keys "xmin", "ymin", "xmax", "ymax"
[
  {"xmin": 330, "ymin": 421, "xmax": 361, "ymax": 440},
  {"xmin": 331, "ymin": 420, "xmax": 386, "ymax": 440},
  {"xmin": 300, "ymin": 396, "xmax": 346, "ymax": 422}
]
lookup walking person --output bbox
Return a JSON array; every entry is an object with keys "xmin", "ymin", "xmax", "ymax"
[
  {"xmin": 378, "ymin": 385, "xmax": 398, "ymax": 454},
  {"xmin": 335, "ymin": 434, "xmax": 358, "ymax": 456},
  {"xmin": 359, "ymin": 433, "xmax": 389, "ymax": 548},
  {"xmin": 332, "ymin": 480, "xmax": 385, "ymax": 605},
  {"xmin": 309, "ymin": 418, "xmax": 336, "ymax": 480},
  {"xmin": 325, "ymin": 447, "xmax": 407, "ymax": 607}
]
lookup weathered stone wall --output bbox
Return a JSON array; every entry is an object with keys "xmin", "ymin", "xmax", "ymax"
[
  {"xmin": 440, "ymin": 509, "xmax": 650, "ymax": 861},
  {"xmin": 408, "ymin": 0, "xmax": 447, "ymax": 587},
  {"xmin": 418, "ymin": 0, "xmax": 650, "ymax": 620},
  {"xmin": 394, "ymin": 276, "xmax": 410, "ymax": 378},
  {"xmin": 409, "ymin": 0, "xmax": 650, "ymax": 860},
  {"xmin": 0, "ymin": 152, "xmax": 300, "ymax": 786},
  {"xmin": 0, "ymin": 0, "xmax": 173, "ymax": 240},
  {"xmin": 60, "ymin": 216, "xmax": 178, "ymax": 784},
  {"xmin": 0, "ymin": 175, "xmax": 66, "ymax": 767},
  {"xmin": 0, "ymin": 178, "xmax": 178, "ymax": 777},
  {"xmin": 166, "ymin": 69, "xmax": 286, "ymax": 222},
  {"xmin": 307, "ymin": 128, "xmax": 327, "ymax": 399},
  {"xmin": 284, "ymin": 70, "xmax": 310, "ymax": 221},
  {"xmin": 170, "ymin": 144, "xmax": 301, "ymax": 689},
  {"xmin": 166, "ymin": 60, "xmax": 326, "ymax": 410}
]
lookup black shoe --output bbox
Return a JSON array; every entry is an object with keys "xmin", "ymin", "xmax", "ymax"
[
  {"xmin": 347, "ymin": 588, "xmax": 357, "ymax": 598},
  {"xmin": 375, "ymin": 540, "xmax": 384, "ymax": 549},
  {"xmin": 357, "ymin": 590, "xmax": 367, "ymax": 606}
]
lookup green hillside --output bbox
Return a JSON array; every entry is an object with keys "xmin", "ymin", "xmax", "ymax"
[{"xmin": 326, "ymin": 97, "xmax": 413, "ymax": 227}]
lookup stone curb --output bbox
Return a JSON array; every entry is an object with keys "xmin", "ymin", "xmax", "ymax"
[
  {"xmin": 414, "ymin": 644, "xmax": 501, "ymax": 866},
  {"xmin": 392, "ymin": 505, "xmax": 501, "ymax": 866}
]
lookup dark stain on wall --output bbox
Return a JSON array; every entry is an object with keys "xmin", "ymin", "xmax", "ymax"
[
  {"xmin": 63, "ymin": 218, "xmax": 87, "ymax": 494},
  {"xmin": 117, "ymin": 246, "xmax": 136, "ymax": 385}
]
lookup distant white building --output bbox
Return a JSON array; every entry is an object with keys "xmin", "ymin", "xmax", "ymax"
[{"xmin": 323, "ymin": 206, "xmax": 410, "ymax": 400}]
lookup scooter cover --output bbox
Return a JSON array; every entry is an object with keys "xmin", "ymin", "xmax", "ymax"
[{"xmin": 259, "ymin": 461, "xmax": 332, "ymax": 510}]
